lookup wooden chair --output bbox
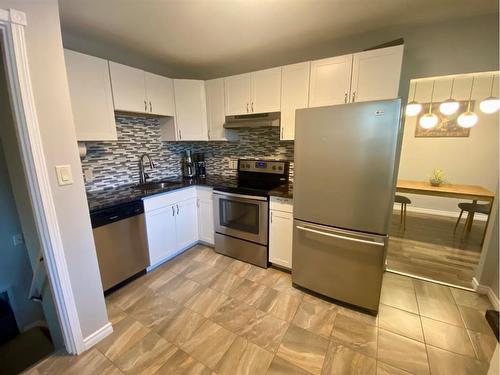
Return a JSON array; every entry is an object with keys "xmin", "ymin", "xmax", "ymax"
[
  {"xmin": 454, "ymin": 202, "xmax": 491, "ymax": 234},
  {"xmin": 395, "ymin": 195, "xmax": 411, "ymax": 230}
]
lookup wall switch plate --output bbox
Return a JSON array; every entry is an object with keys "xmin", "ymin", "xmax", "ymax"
[
  {"xmin": 55, "ymin": 165, "xmax": 73, "ymax": 186},
  {"xmin": 12, "ymin": 233, "xmax": 24, "ymax": 246},
  {"xmin": 84, "ymin": 168, "xmax": 93, "ymax": 183}
]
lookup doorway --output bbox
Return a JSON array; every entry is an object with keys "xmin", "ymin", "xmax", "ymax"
[
  {"xmin": 0, "ymin": 40, "xmax": 65, "ymax": 372},
  {"xmin": 387, "ymin": 72, "xmax": 499, "ymax": 289}
]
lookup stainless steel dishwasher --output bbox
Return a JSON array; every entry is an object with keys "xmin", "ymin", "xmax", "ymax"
[{"xmin": 90, "ymin": 200, "xmax": 150, "ymax": 292}]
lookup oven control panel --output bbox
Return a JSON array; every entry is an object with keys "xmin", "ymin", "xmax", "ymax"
[{"xmin": 238, "ymin": 160, "xmax": 287, "ymax": 174}]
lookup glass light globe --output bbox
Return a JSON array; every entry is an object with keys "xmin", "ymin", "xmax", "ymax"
[
  {"xmin": 457, "ymin": 111, "xmax": 478, "ymax": 128},
  {"xmin": 419, "ymin": 113, "xmax": 439, "ymax": 129},
  {"xmin": 406, "ymin": 101, "xmax": 422, "ymax": 116},
  {"xmin": 479, "ymin": 97, "xmax": 500, "ymax": 114},
  {"xmin": 439, "ymin": 99, "xmax": 460, "ymax": 115}
]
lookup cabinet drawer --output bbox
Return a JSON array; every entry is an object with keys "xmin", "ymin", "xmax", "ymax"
[
  {"xmin": 143, "ymin": 187, "xmax": 196, "ymax": 212},
  {"xmin": 270, "ymin": 196, "xmax": 293, "ymax": 213}
]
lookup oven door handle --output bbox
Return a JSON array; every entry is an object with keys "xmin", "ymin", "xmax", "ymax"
[{"xmin": 213, "ymin": 191, "xmax": 268, "ymax": 202}]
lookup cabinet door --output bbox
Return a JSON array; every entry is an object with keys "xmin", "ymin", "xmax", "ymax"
[
  {"xmin": 280, "ymin": 62, "xmax": 310, "ymax": 140},
  {"xmin": 108, "ymin": 61, "xmax": 147, "ymax": 113},
  {"xmin": 145, "ymin": 205, "xmax": 177, "ymax": 267},
  {"xmin": 269, "ymin": 210, "xmax": 293, "ymax": 269},
  {"xmin": 206, "ymin": 78, "xmax": 229, "ymax": 140},
  {"xmin": 173, "ymin": 79, "xmax": 208, "ymax": 141},
  {"xmin": 350, "ymin": 45, "xmax": 404, "ymax": 103},
  {"xmin": 145, "ymin": 72, "xmax": 175, "ymax": 116},
  {"xmin": 64, "ymin": 50, "xmax": 117, "ymax": 141},
  {"xmin": 197, "ymin": 197, "xmax": 214, "ymax": 245},
  {"xmin": 224, "ymin": 73, "xmax": 252, "ymax": 115},
  {"xmin": 175, "ymin": 198, "xmax": 199, "ymax": 249},
  {"xmin": 252, "ymin": 67, "xmax": 281, "ymax": 114},
  {"xmin": 309, "ymin": 54, "xmax": 353, "ymax": 107}
]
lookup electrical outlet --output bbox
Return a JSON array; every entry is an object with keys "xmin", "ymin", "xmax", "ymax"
[
  {"xmin": 228, "ymin": 159, "xmax": 238, "ymax": 169},
  {"xmin": 12, "ymin": 233, "xmax": 24, "ymax": 246},
  {"xmin": 84, "ymin": 168, "xmax": 94, "ymax": 183}
]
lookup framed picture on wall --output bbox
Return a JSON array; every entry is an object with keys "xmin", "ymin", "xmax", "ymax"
[{"xmin": 415, "ymin": 101, "xmax": 472, "ymax": 137}]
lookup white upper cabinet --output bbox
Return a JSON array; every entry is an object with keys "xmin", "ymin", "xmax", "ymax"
[
  {"xmin": 109, "ymin": 61, "xmax": 147, "ymax": 113},
  {"xmin": 224, "ymin": 68, "xmax": 282, "ymax": 115},
  {"xmin": 252, "ymin": 67, "xmax": 282, "ymax": 114},
  {"xmin": 109, "ymin": 61, "xmax": 176, "ymax": 116},
  {"xmin": 64, "ymin": 49, "xmax": 117, "ymax": 141},
  {"xmin": 173, "ymin": 79, "xmax": 208, "ymax": 141},
  {"xmin": 145, "ymin": 72, "xmax": 175, "ymax": 116},
  {"xmin": 205, "ymin": 78, "xmax": 237, "ymax": 141},
  {"xmin": 309, "ymin": 54, "xmax": 353, "ymax": 107},
  {"xmin": 280, "ymin": 62, "xmax": 310, "ymax": 140},
  {"xmin": 350, "ymin": 45, "xmax": 404, "ymax": 103},
  {"xmin": 224, "ymin": 73, "xmax": 252, "ymax": 115}
]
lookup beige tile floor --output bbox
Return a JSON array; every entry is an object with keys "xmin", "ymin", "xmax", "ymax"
[{"xmin": 25, "ymin": 245, "xmax": 498, "ymax": 375}]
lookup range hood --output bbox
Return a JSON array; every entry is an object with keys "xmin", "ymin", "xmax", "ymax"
[{"xmin": 224, "ymin": 112, "xmax": 280, "ymax": 129}]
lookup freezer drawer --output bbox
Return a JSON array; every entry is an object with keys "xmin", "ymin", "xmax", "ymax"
[{"xmin": 292, "ymin": 219, "xmax": 386, "ymax": 312}]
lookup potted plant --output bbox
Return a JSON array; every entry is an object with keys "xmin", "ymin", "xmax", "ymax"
[{"xmin": 430, "ymin": 168, "xmax": 446, "ymax": 186}]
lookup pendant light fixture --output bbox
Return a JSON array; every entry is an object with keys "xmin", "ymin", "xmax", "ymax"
[
  {"xmin": 406, "ymin": 81, "xmax": 422, "ymax": 116},
  {"xmin": 419, "ymin": 81, "xmax": 439, "ymax": 129},
  {"xmin": 457, "ymin": 76, "xmax": 478, "ymax": 128},
  {"xmin": 439, "ymin": 78, "xmax": 460, "ymax": 115},
  {"xmin": 479, "ymin": 75, "xmax": 500, "ymax": 114}
]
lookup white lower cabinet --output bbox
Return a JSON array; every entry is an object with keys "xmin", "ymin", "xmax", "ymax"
[
  {"xmin": 197, "ymin": 187, "xmax": 214, "ymax": 245},
  {"xmin": 269, "ymin": 197, "xmax": 293, "ymax": 269},
  {"xmin": 175, "ymin": 198, "xmax": 199, "ymax": 249},
  {"xmin": 145, "ymin": 204, "xmax": 177, "ymax": 267},
  {"xmin": 144, "ymin": 188, "xmax": 199, "ymax": 268}
]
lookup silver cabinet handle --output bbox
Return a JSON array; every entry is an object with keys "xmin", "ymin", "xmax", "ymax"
[
  {"xmin": 344, "ymin": 92, "xmax": 348, "ymax": 103},
  {"xmin": 171, "ymin": 206, "xmax": 175, "ymax": 216},
  {"xmin": 251, "ymin": 101, "xmax": 254, "ymax": 112},
  {"xmin": 270, "ymin": 211, "xmax": 273, "ymax": 223},
  {"xmin": 178, "ymin": 129, "xmax": 182, "ymax": 140},
  {"xmin": 144, "ymin": 100, "xmax": 147, "ymax": 111},
  {"xmin": 149, "ymin": 101, "xmax": 152, "ymax": 112},
  {"xmin": 351, "ymin": 91, "xmax": 356, "ymax": 102},
  {"xmin": 207, "ymin": 129, "xmax": 210, "ymax": 140},
  {"xmin": 281, "ymin": 127, "xmax": 284, "ymax": 139},
  {"xmin": 246, "ymin": 103, "xmax": 249, "ymax": 113},
  {"xmin": 176, "ymin": 204, "xmax": 179, "ymax": 215},
  {"xmin": 296, "ymin": 225, "xmax": 384, "ymax": 247}
]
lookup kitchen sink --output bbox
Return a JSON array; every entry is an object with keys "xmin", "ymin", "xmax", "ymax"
[{"xmin": 133, "ymin": 181, "xmax": 180, "ymax": 190}]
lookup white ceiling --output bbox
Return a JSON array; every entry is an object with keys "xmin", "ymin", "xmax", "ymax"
[{"xmin": 59, "ymin": 0, "xmax": 498, "ymax": 78}]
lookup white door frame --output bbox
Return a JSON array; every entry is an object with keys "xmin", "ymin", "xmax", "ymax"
[{"xmin": 0, "ymin": 8, "xmax": 85, "ymax": 354}]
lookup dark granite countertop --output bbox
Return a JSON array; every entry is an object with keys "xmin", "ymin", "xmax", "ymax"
[
  {"xmin": 87, "ymin": 175, "xmax": 293, "ymax": 213},
  {"xmin": 268, "ymin": 182, "xmax": 294, "ymax": 199}
]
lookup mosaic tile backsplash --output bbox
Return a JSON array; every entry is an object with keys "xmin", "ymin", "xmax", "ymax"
[{"xmin": 81, "ymin": 116, "xmax": 294, "ymax": 191}]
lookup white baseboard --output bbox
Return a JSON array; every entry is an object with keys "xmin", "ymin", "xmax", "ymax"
[
  {"xmin": 393, "ymin": 204, "xmax": 488, "ymax": 222},
  {"xmin": 472, "ymin": 277, "xmax": 499, "ymax": 310},
  {"xmin": 83, "ymin": 322, "xmax": 113, "ymax": 351}
]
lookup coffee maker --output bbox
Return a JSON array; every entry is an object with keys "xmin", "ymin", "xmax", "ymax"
[
  {"xmin": 194, "ymin": 153, "xmax": 207, "ymax": 178},
  {"xmin": 181, "ymin": 150, "xmax": 196, "ymax": 178}
]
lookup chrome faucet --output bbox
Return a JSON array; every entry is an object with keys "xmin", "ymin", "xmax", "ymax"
[{"xmin": 139, "ymin": 153, "xmax": 155, "ymax": 185}]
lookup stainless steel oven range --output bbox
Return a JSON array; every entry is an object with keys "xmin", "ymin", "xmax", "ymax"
[{"xmin": 213, "ymin": 159, "xmax": 289, "ymax": 268}]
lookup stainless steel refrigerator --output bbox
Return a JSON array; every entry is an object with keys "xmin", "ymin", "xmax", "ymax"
[{"xmin": 292, "ymin": 99, "xmax": 402, "ymax": 312}]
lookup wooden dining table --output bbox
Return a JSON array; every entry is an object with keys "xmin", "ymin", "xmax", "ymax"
[{"xmin": 396, "ymin": 179, "xmax": 496, "ymax": 244}]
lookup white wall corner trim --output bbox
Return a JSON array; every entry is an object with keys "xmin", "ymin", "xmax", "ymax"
[
  {"xmin": 472, "ymin": 277, "xmax": 500, "ymax": 310},
  {"xmin": 0, "ymin": 8, "xmax": 85, "ymax": 354},
  {"xmin": 83, "ymin": 322, "xmax": 113, "ymax": 351}
]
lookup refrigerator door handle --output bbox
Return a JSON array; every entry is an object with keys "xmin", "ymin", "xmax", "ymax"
[{"xmin": 296, "ymin": 225, "xmax": 385, "ymax": 247}]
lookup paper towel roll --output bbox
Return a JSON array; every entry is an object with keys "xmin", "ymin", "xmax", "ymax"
[{"xmin": 78, "ymin": 142, "xmax": 87, "ymax": 158}]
